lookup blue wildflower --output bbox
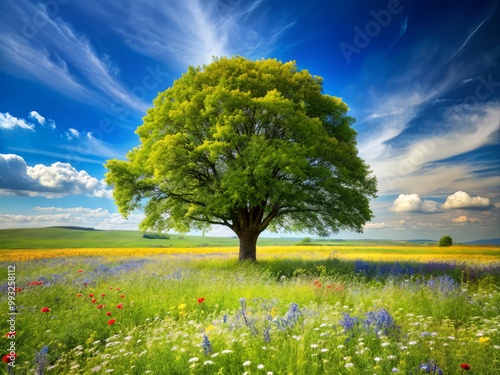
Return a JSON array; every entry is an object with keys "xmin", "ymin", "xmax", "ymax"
[
  {"xmin": 339, "ymin": 313, "xmax": 359, "ymax": 332},
  {"xmin": 35, "ymin": 346, "xmax": 49, "ymax": 375},
  {"xmin": 263, "ymin": 327, "xmax": 271, "ymax": 343},
  {"xmin": 419, "ymin": 361, "xmax": 443, "ymax": 374},
  {"xmin": 284, "ymin": 303, "xmax": 301, "ymax": 327},
  {"xmin": 201, "ymin": 334, "xmax": 212, "ymax": 356},
  {"xmin": 364, "ymin": 308, "xmax": 396, "ymax": 335}
]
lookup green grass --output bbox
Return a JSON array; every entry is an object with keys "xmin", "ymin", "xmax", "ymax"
[{"xmin": 1, "ymin": 252, "xmax": 499, "ymax": 374}]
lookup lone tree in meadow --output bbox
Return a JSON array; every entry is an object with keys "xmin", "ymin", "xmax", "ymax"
[
  {"xmin": 105, "ymin": 57, "xmax": 377, "ymax": 261},
  {"xmin": 439, "ymin": 235, "xmax": 453, "ymax": 247}
]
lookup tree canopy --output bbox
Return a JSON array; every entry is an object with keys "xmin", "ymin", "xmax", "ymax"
[
  {"xmin": 439, "ymin": 235, "xmax": 453, "ymax": 247},
  {"xmin": 105, "ymin": 56, "xmax": 377, "ymax": 261}
]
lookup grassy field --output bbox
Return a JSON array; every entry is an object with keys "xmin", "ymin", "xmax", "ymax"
[
  {"xmin": 1, "ymin": 230, "xmax": 499, "ymax": 374},
  {"xmin": 0, "ymin": 227, "xmax": 451, "ymax": 250}
]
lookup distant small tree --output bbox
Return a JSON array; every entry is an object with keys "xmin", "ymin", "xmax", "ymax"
[{"xmin": 439, "ymin": 235, "xmax": 453, "ymax": 247}]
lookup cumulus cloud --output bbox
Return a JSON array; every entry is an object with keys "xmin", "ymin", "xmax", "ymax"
[
  {"xmin": 0, "ymin": 112, "xmax": 35, "ymax": 131},
  {"xmin": 0, "ymin": 153, "xmax": 112, "ymax": 198},
  {"xmin": 65, "ymin": 128, "xmax": 81, "ymax": 140},
  {"xmin": 452, "ymin": 215, "xmax": 482, "ymax": 223},
  {"xmin": 28, "ymin": 110, "xmax": 45, "ymax": 124},
  {"xmin": 29, "ymin": 110, "xmax": 56, "ymax": 129},
  {"xmin": 442, "ymin": 191, "xmax": 492, "ymax": 209},
  {"xmin": 389, "ymin": 194, "xmax": 441, "ymax": 213},
  {"xmin": 452, "ymin": 215, "xmax": 468, "ymax": 223}
]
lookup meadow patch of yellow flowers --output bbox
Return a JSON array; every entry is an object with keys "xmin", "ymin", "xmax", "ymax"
[{"xmin": 1, "ymin": 245, "xmax": 499, "ymax": 264}]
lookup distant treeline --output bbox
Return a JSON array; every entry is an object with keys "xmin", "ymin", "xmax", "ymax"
[{"xmin": 142, "ymin": 232, "xmax": 170, "ymax": 239}]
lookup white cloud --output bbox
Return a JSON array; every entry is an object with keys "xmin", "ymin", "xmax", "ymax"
[
  {"xmin": 452, "ymin": 215, "xmax": 468, "ymax": 223},
  {"xmin": 364, "ymin": 222, "xmax": 387, "ymax": 229},
  {"xmin": 62, "ymin": 131, "xmax": 123, "ymax": 159},
  {"xmin": 74, "ymin": 0, "xmax": 296, "ymax": 69},
  {"xmin": 0, "ymin": 153, "xmax": 112, "ymax": 198},
  {"xmin": 0, "ymin": 112, "xmax": 35, "ymax": 131},
  {"xmin": 0, "ymin": 208, "xmax": 144, "ymax": 230},
  {"xmin": 370, "ymin": 102, "xmax": 500, "ymax": 196},
  {"xmin": 452, "ymin": 215, "xmax": 482, "ymax": 223},
  {"xmin": 66, "ymin": 128, "xmax": 80, "ymax": 140},
  {"xmin": 29, "ymin": 110, "xmax": 56, "ymax": 129},
  {"xmin": 29, "ymin": 111, "xmax": 45, "ymax": 125},
  {"xmin": 442, "ymin": 191, "xmax": 492, "ymax": 209},
  {"xmin": 34, "ymin": 206, "xmax": 109, "ymax": 217},
  {"xmin": 389, "ymin": 193, "xmax": 441, "ymax": 213}
]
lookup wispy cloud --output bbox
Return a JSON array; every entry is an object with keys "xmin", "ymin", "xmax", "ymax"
[
  {"xmin": 387, "ymin": 17, "xmax": 408, "ymax": 52},
  {"xmin": 75, "ymin": 0, "xmax": 296, "ymax": 69},
  {"xmin": 0, "ymin": 0, "xmax": 149, "ymax": 115},
  {"xmin": 371, "ymin": 103, "xmax": 500, "ymax": 196},
  {"xmin": 446, "ymin": 11, "xmax": 494, "ymax": 64}
]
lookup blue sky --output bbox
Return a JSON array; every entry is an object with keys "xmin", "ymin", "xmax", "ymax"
[{"xmin": 0, "ymin": 0, "xmax": 499, "ymax": 241}]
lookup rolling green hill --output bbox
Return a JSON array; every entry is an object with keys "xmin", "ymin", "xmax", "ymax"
[{"xmin": 0, "ymin": 227, "xmax": 298, "ymax": 249}]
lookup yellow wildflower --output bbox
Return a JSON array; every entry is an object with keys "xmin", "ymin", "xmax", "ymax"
[
  {"xmin": 270, "ymin": 307, "xmax": 278, "ymax": 318},
  {"xmin": 205, "ymin": 325, "xmax": 216, "ymax": 333},
  {"xmin": 479, "ymin": 337, "xmax": 491, "ymax": 344},
  {"xmin": 178, "ymin": 304, "xmax": 187, "ymax": 310}
]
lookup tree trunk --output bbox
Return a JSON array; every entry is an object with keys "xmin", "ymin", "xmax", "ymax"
[{"xmin": 238, "ymin": 230, "xmax": 260, "ymax": 261}]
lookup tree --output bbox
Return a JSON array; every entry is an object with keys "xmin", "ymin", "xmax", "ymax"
[
  {"xmin": 439, "ymin": 235, "xmax": 453, "ymax": 247},
  {"xmin": 105, "ymin": 57, "xmax": 377, "ymax": 261}
]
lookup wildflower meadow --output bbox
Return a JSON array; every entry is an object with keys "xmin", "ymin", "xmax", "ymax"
[{"xmin": 2, "ymin": 246, "xmax": 499, "ymax": 374}]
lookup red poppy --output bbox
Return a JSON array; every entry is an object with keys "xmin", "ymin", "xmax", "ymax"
[
  {"xmin": 41, "ymin": 307, "xmax": 50, "ymax": 313},
  {"xmin": 83, "ymin": 283, "xmax": 88, "ymax": 286},
  {"xmin": 116, "ymin": 288, "xmax": 120, "ymax": 291},
  {"xmin": 88, "ymin": 293, "xmax": 94, "ymax": 298},
  {"xmin": 109, "ymin": 287, "xmax": 113, "ymax": 290},
  {"xmin": 2, "ymin": 353, "xmax": 16, "ymax": 363},
  {"xmin": 5, "ymin": 332, "xmax": 15, "ymax": 338},
  {"xmin": 107, "ymin": 319, "xmax": 116, "ymax": 325},
  {"xmin": 120, "ymin": 294, "xmax": 125, "ymax": 298},
  {"xmin": 198, "ymin": 298, "xmax": 205, "ymax": 304},
  {"xmin": 96, "ymin": 304, "xmax": 104, "ymax": 309},
  {"xmin": 77, "ymin": 270, "xmax": 83, "ymax": 273},
  {"xmin": 460, "ymin": 364, "xmax": 471, "ymax": 371},
  {"xmin": 92, "ymin": 298, "xmax": 97, "ymax": 303},
  {"xmin": 101, "ymin": 293, "xmax": 106, "ymax": 297},
  {"xmin": 106, "ymin": 311, "xmax": 112, "ymax": 316},
  {"xmin": 116, "ymin": 303, "xmax": 123, "ymax": 309}
]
